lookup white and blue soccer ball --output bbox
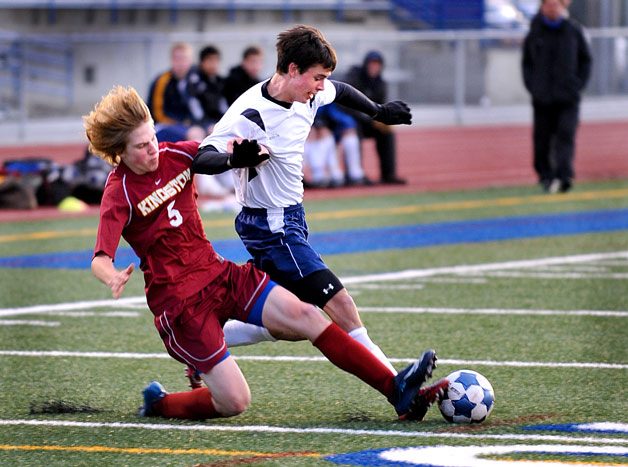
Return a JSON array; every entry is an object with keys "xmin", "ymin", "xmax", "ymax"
[{"xmin": 438, "ymin": 369, "xmax": 495, "ymax": 424}]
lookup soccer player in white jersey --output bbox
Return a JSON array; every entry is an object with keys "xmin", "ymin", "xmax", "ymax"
[{"xmin": 192, "ymin": 25, "xmax": 436, "ymax": 390}]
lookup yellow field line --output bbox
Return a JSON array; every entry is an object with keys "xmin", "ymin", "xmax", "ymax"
[
  {"xmin": 1, "ymin": 188, "xmax": 627, "ymax": 245},
  {"xmin": 504, "ymin": 459, "xmax": 625, "ymax": 466},
  {"xmin": 0, "ymin": 443, "xmax": 321, "ymax": 458},
  {"xmin": 307, "ymin": 188, "xmax": 628, "ymax": 220},
  {"xmin": 0, "ymin": 227, "xmax": 97, "ymax": 243}
]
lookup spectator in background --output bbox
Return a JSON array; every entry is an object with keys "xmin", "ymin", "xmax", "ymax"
[
  {"xmin": 187, "ymin": 45, "xmax": 228, "ymax": 133},
  {"xmin": 343, "ymin": 50, "xmax": 407, "ymax": 185},
  {"xmin": 303, "ymin": 117, "xmax": 345, "ymax": 189},
  {"xmin": 147, "ymin": 42, "xmax": 206, "ymax": 142},
  {"xmin": 304, "ymin": 103, "xmax": 370, "ymax": 188},
  {"xmin": 186, "ymin": 45, "xmax": 236, "ymax": 211},
  {"xmin": 522, "ymin": 0, "xmax": 592, "ymax": 193},
  {"xmin": 223, "ymin": 46, "xmax": 264, "ymax": 106}
]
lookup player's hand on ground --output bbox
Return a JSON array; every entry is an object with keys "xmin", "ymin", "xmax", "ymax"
[
  {"xmin": 108, "ymin": 263, "xmax": 134, "ymax": 299},
  {"xmin": 374, "ymin": 101, "xmax": 412, "ymax": 125},
  {"xmin": 229, "ymin": 139, "xmax": 270, "ymax": 168}
]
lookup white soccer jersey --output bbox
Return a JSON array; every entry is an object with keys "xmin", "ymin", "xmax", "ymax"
[{"xmin": 201, "ymin": 79, "xmax": 337, "ymax": 208}]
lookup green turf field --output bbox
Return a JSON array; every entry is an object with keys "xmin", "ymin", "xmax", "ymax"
[{"xmin": 1, "ymin": 180, "xmax": 627, "ymax": 466}]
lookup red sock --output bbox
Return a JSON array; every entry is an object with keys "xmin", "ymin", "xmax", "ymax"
[
  {"xmin": 154, "ymin": 388, "xmax": 219, "ymax": 419},
  {"xmin": 313, "ymin": 323, "xmax": 394, "ymax": 399}
]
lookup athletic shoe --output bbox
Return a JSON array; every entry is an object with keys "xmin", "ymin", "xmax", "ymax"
[
  {"xmin": 138, "ymin": 381, "xmax": 168, "ymax": 417},
  {"xmin": 559, "ymin": 179, "xmax": 573, "ymax": 193},
  {"xmin": 186, "ymin": 366, "xmax": 203, "ymax": 389},
  {"xmin": 390, "ymin": 349, "xmax": 437, "ymax": 417},
  {"xmin": 399, "ymin": 378, "xmax": 449, "ymax": 421}
]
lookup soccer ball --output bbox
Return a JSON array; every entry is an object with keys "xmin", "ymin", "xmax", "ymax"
[{"xmin": 438, "ymin": 369, "xmax": 495, "ymax": 423}]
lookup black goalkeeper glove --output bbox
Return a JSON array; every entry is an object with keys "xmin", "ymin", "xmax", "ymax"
[
  {"xmin": 373, "ymin": 101, "xmax": 412, "ymax": 125},
  {"xmin": 228, "ymin": 139, "xmax": 270, "ymax": 168}
]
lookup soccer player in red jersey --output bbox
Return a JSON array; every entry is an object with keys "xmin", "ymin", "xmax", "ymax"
[{"xmin": 85, "ymin": 85, "xmax": 446, "ymax": 421}]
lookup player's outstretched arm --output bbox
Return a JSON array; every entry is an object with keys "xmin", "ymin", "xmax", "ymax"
[
  {"xmin": 331, "ymin": 80, "xmax": 412, "ymax": 126},
  {"xmin": 91, "ymin": 254, "xmax": 134, "ymax": 299}
]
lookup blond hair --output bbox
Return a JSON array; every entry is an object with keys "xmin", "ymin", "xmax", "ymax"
[{"xmin": 83, "ymin": 85, "xmax": 152, "ymax": 166}]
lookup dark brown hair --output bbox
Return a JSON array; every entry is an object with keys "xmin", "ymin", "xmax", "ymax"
[{"xmin": 275, "ymin": 25, "xmax": 337, "ymax": 74}]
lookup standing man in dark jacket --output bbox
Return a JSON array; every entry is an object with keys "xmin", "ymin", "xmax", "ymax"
[
  {"xmin": 343, "ymin": 50, "xmax": 406, "ymax": 185},
  {"xmin": 522, "ymin": 0, "xmax": 592, "ymax": 193}
]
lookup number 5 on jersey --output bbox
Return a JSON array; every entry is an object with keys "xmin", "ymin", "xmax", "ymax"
[{"xmin": 167, "ymin": 200, "xmax": 183, "ymax": 227}]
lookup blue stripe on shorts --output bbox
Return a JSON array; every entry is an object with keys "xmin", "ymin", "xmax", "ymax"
[{"xmin": 247, "ymin": 280, "xmax": 277, "ymax": 327}]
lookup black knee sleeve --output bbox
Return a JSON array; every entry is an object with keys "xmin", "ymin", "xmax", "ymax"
[{"xmin": 286, "ymin": 269, "xmax": 344, "ymax": 308}]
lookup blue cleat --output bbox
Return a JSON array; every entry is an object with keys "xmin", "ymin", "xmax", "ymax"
[
  {"xmin": 138, "ymin": 381, "xmax": 168, "ymax": 417},
  {"xmin": 390, "ymin": 349, "xmax": 437, "ymax": 418}
]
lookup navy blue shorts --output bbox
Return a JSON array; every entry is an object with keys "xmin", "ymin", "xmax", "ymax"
[{"xmin": 235, "ymin": 204, "xmax": 328, "ymax": 284}]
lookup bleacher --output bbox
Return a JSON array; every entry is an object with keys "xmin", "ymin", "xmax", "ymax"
[
  {"xmin": 391, "ymin": 0, "xmax": 484, "ymax": 29},
  {"xmin": 0, "ymin": 32, "xmax": 73, "ymax": 121},
  {"xmin": 0, "ymin": 0, "xmax": 485, "ymax": 29}
]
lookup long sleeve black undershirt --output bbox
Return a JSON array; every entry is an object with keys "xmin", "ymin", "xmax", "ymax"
[
  {"xmin": 192, "ymin": 80, "xmax": 382, "ymax": 175},
  {"xmin": 330, "ymin": 80, "xmax": 382, "ymax": 118},
  {"xmin": 192, "ymin": 145, "xmax": 231, "ymax": 175}
]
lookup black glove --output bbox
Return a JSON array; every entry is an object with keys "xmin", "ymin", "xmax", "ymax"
[
  {"xmin": 229, "ymin": 139, "xmax": 270, "ymax": 168},
  {"xmin": 373, "ymin": 101, "xmax": 412, "ymax": 125}
]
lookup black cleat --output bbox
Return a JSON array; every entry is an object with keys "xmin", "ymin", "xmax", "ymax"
[
  {"xmin": 399, "ymin": 378, "xmax": 449, "ymax": 421},
  {"xmin": 390, "ymin": 349, "xmax": 437, "ymax": 418}
]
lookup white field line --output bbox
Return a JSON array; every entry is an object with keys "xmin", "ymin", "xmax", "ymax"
[
  {"xmin": 0, "ymin": 350, "xmax": 625, "ymax": 369},
  {"xmin": 359, "ymin": 307, "xmax": 628, "ymax": 317},
  {"xmin": 1, "ymin": 251, "xmax": 627, "ymax": 318},
  {"xmin": 46, "ymin": 311, "xmax": 141, "ymax": 317},
  {"xmin": 341, "ymin": 251, "xmax": 628, "ymax": 284},
  {"xmin": 0, "ymin": 320, "xmax": 59, "ymax": 327},
  {"xmin": 0, "ymin": 297, "xmax": 147, "ymax": 317},
  {"xmin": 0, "ymin": 419, "xmax": 626, "ymax": 445},
  {"xmin": 539, "ymin": 265, "xmax": 611, "ymax": 272},
  {"xmin": 470, "ymin": 271, "xmax": 628, "ymax": 279}
]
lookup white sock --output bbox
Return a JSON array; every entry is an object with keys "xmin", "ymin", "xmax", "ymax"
[
  {"xmin": 304, "ymin": 139, "xmax": 327, "ymax": 184},
  {"xmin": 348, "ymin": 326, "xmax": 397, "ymax": 375},
  {"xmin": 223, "ymin": 320, "xmax": 276, "ymax": 347},
  {"xmin": 342, "ymin": 133, "xmax": 364, "ymax": 180},
  {"xmin": 321, "ymin": 134, "xmax": 343, "ymax": 182}
]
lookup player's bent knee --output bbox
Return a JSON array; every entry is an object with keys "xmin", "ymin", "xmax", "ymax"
[
  {"xmin": 216, "ymin": 392, "xmax": 251, "ymax": 417},
  {"xmin": 333, "ymin": 290, "xmax": 357, "ymax": 313}
]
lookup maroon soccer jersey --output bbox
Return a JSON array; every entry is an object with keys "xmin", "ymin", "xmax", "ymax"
[{"xmin": 94, "ymin": 140, "xmax": 223, "ymax": 313}]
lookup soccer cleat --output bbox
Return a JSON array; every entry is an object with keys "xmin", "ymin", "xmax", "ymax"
[
  {"xmin": 390, "ymin": 349, "xmax": 437, "ymax": 418},
  {"xmin": 399, "ymin": 378, "xmax": 449, "ymax": 421},
  {"xmin": 185, "ymin": 366, "xmax": 203, "ymax": 389},
  {"xmin": 138, "ymin": 381, "xmax": 168, "ymax": 417}
]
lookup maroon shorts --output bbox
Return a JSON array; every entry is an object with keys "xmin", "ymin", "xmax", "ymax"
[{"xmin": 154, "ymin": 260, "xmax": 272, "ymax": 374}]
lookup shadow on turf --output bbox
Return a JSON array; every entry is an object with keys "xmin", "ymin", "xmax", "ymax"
[{"xmin": 29, "ymin": 400, "xmax": 103, "ymax": 415}]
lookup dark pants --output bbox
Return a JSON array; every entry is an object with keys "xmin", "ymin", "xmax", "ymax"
[
  {"xmin": 358, "ymin": 121, "xmax": 398, "ymax": 182},
  {"xmin": 532, "ymin": 101, "xmax": 580, "ymax": 184}
]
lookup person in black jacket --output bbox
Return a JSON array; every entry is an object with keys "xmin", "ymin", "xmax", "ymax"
[
  {"xmin": 522, "ymin": 0, "xmax": 592, "ymax": 193},
  {"xmin": 187, "ymin": 45, "xmax": 228, "ymax": 132},
  {"xmin": 222, "ymin": 46, "xmax": 264, "ymax": 106},
  {"xmin": 343, "ymin": 50, "xmax": 406, "ymax": 185},
  {"xmin": 147, "ymin": 42, "xmax": 206, "ymax": 142}
]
